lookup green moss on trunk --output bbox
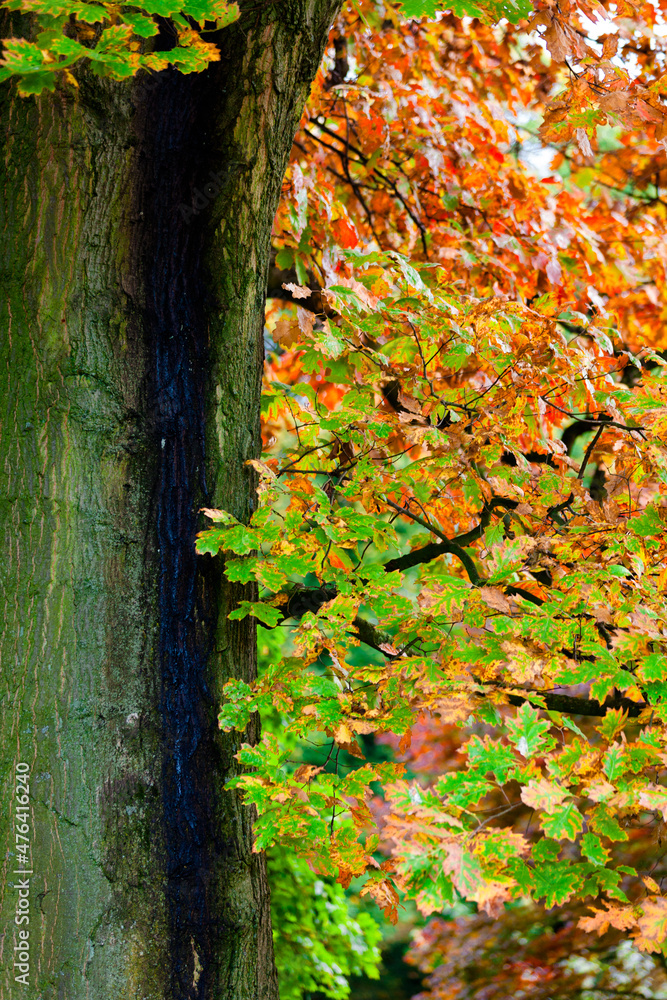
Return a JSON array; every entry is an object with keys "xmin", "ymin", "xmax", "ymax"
[{"xmin": 0, "ymin": 2, "xmax": 341, "ymax": 997}]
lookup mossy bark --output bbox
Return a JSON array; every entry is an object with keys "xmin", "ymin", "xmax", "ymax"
[{"xmin": 0, "ymin": 2, "xmax": 341, "ymax": 997}]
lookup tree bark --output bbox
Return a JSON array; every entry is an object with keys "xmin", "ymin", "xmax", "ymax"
[{"xmin": 0, "ymin": 2, "xmax": 341, "ymax": 997}]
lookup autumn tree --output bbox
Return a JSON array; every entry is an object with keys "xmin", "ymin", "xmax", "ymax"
[
  {"xmin": 197, "ymin": 0, "xmax": 667, "ymax": 989},
  {"xmin": 4, "ymin": 0, "xmax": 667, "ymax": 996},
  {"xmin": 0, "ymin": 2, "xmax": 342, "ymax": 998}
]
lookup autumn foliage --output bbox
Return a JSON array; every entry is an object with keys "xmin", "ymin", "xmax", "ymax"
[{"xmin": 203, "ymin": 0, "xmax": 667, "ymax": 989}]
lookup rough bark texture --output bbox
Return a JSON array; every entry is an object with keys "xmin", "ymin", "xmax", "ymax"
[{"xmin": 0, "ymin": 2, "xmax": 341, "ymax": 997}]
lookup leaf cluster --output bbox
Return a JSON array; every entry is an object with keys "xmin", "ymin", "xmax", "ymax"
[
  {"xmin": 199, "ymin": 239, "xmax": 667, "ymax": 941},
  {"xmin": 0, "ymin": 0, "xmax": 239, "ymax": 93}
]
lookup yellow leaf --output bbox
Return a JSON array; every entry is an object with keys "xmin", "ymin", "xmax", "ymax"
[
  {"xmin": 639, "ymin": 785, "xmax": 667, "ymax": 821},
  {"xmin": 333, "ymin": 722, "xmax": 353, "ymax": 744},
  {"xmin": 636, "ymin": 897, "xmax": 667, "ymax": 952},
  {"xmin": 644, "ymin": 876, "xmax": 661, "ymax": 895},
  {"xmin": 579, "ymin": 903, "xmax": 637, "ymax": 935}
]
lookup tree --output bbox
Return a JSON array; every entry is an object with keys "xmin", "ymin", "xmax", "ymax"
[
  {"xmin": 197, "ymin": 0, "xmax": 667, "ymax": 979},
  {"xmin": 0, "ymin": 2, "xmax": 341, "ymax": 997},
  {"xmin": 4, "ymin": 0, "xmax": 667, "ymax": 996}
]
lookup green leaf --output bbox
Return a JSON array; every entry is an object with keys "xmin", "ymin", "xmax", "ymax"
[
  {"xmin": 546, "ymin": 710, "xmax": 585, "ymax": 738},
  {"xmin": 119, "ymin": 10, "xmax": 159, "ymax": 35},
  {"xmin": 528, "ymin": 861, "xmax": 583, "ymax": 908},
  {"xmin": 603, "ymin": 743, "xmax": 627, "ymax": 782},
  {"xmin": 592, "ymin": 866, "xmax": 629, "ymax": 902},
  {"xmin": 589, "ymin": 804, "xmax": 629, "ymax": 842},
  {"xmin": 595, "ymin": 708, "xmax": 629, "ymax": 742},
  {"xmin": 532, "ymin": 838, "xmax": 561, "ymax": 863},
  {"xmin": 436, "ymin": 772, "xmax": 493, "ymax": 809},
  {"xmin": 483, "ymin": 521, "xmax": 504, "ymax": 549},
  {"xmin": 628, "ymin": 505, "xmax": 663, "ymax": 536},
  {"xmin": 398, "ymin": 0, "xmax": 440, "ymax": 18},
  {"xmin": 409, "ymin": 0, "xmax": 528, "ymax": 22},
  {"xmin": 506, "ymin": 703, "xmax": 556, "ymax": 759},
  {"xmin": 195, "ymin": 528, "xmax": 228, "ymax": 556},
  {"xmin": 228, "ymin": 601, "xmax": 283, "ymax": 626},
  {"xmin": 274, "ymin": 248, "xmax": 294, "ymax": 271},
  {"xmin": 463, "ymin": 735, "xmax": 517, "ymax": 783},
  {"xmin": 223, "ymin": 524, "xmax": 259, "ymax": 554},
  {"xmin": 639, "ymin": 653, "xmax": 667, "ymax": 682},
  {"xmin": 224, "ymin": 557, "xmax": 259, "ymax": 584},
  {"xmin": 181, "ymin": 0, "xmax": 239, "ymax": 25},
  {"xmin": 16, "ymin": 70, "xmax": 57, "ymax": 95},
  {"xmin": 581, "ymin": 832, "xmax": 610, "ymax": 866},
  {"xmin": 540, "ymin": 801, "xmax": 583, "ymax": 842}
]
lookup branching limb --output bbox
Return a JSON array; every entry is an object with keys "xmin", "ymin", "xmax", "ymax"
[
  {"xmin": 507, "ymin": 689, "xmax": 646, "ymax": 718},
  {"xmin": 383, "ymin": 497, "xmax": 482, "ymax": 584}
]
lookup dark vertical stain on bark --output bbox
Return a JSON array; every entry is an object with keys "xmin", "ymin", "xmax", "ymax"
[{"xmin": 136, "ymin": 67, "xmax": 218, "ymax": 999}]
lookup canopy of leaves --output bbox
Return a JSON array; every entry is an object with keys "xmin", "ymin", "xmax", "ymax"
[
  {"xmin": 0, "ymin": 0, "xmax": 534, "ymax": 95},
  {"xmin": 0, "ymin": 0, "xmax": 241, "ymax": 94},
  {"xmin": 196, "ymin": 0, "xmax": 667, "ymax": 970}
]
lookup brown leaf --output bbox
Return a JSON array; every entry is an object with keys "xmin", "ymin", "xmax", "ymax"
[
  {"xmin": 282, "ymin": 281, "xmax": 312, "ymax": 300},
  {"xmin": 297, "ymin": 305, "xmax": 315, "ymax": 335},
  {"xmin": 636, "ymin": 98, "xmax": 665, "ymax": 124},
  {"xmin": 432, "ymin": 692, "xmax": 478, "ymax": 724},
  {"xmin": 200, "ymin": 507, "xmax": 228, "ymax": 521},
  {"xmin": 601, "ymin": 34, "xmax": 619, "ymax": 59},
  {"xmin": 644, "ymin": 876, "xmax": 662, "ymax": 895},
  {"xmin": 479, "ymin": 586, "xmax": 513, "ymax": 613},
  {"xmin": 544, "ymin": 20, "xmax": 570, "ymax": 62},
  {"xmin": 575, "ymin": 127, "xmax": 594, "ymax": 159},
  {"xmin": 598, "ymin": 91, "xmax": 629, "ymax": 114},
  {"xmin": 336, "ymin": 739, "xmax": 366, "ymax": 759},
  {"xmin": 520, "ymin": 778, "xmax": 568, "ymax": 812},
  {"xmin": 592, "ymin": 603, "xmax": 614, "ymax": 626},
  {"xmin": 350, "ymin": 718, "xmax": 382, "ymax": 735},
  {"xmin": 397, "ymin": 391, "xmax": 422, "ymax": 414},
  {"xmin": 293, "ymin": 764, "xmax": 323, "ymax": 783},
  {"xmin": 379, "ymin": 641, "xmax": 399, "ymax": 655},
  {"xmin": 638, "ymin": 784, "xmax": 667, "ymax": 821},
  {"xmin": 273, "ymin": 318, "xmax": 302, "ymax": 348},
  {"xmin": 476, "ymin": 881, "xmax": 512, "ymax": 919},
  {"xmin": 333, "ymin": 722, "xmax": 353, "ymax": 744},
  {"xmin": 360, "ymin": 878, "xmax": 400, "ymax": 923}
]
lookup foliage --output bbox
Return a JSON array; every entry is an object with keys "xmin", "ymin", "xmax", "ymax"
[
  {"xmin": 384, "ymin": 715, "xmax": 667, "ymax": 998},
  {"xmin": 0, "ymin": 0, "xmax": 241, "ymax": 94},
  {"xmin": 269, "ymin": 844, "xmax": 382, "ymax": 1000},
  {"xmin": 406, "ymin": 901, "xmax": 667, "ymax": 999},
  {"xmin": 258, "ymin": 624, "xmax": 384, "ymax": 999},
  {"xmin": 11, "ymin": 0, "xmax": 667, "ymax": 976},
  {"xmin": 0, "ymin": 0, "xmax": 527, "ymax": 96},
  {"xmin": 197, "ymin": 0, "xmax": 667, "ymax": 968},
  {"xmin": 201, "ymin": 249, "xmax": 667, "ymax": 943}
]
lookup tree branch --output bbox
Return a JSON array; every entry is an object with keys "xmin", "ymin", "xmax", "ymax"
[
  {"xmin": 383, "ymin": 497, "xmax": 481, "ymax": 583},
  {"xmin": 383, "ymin": 497, "xmax": 517, "ymax": 574},
  {"xmin": 507, "ymin": 690, "xmax": 646, "ymax": 718}
]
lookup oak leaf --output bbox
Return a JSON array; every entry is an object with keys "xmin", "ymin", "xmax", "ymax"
[
  {"xmin": 636, "ymin": 897, "xmax": 667, "ymax": 952},
  {"xmin": 579, "ymin": 902, "xmax": 638, "ymax": 935}
]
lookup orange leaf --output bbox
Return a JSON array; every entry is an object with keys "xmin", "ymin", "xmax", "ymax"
[{"xmin": 331, "ymin": 217, "xmax": 359, "ymax": 249}]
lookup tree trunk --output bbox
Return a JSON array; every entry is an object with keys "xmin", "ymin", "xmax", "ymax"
[{"xmin": 0, "ymin": 2, "xmax": 340, "ymax": 997}]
